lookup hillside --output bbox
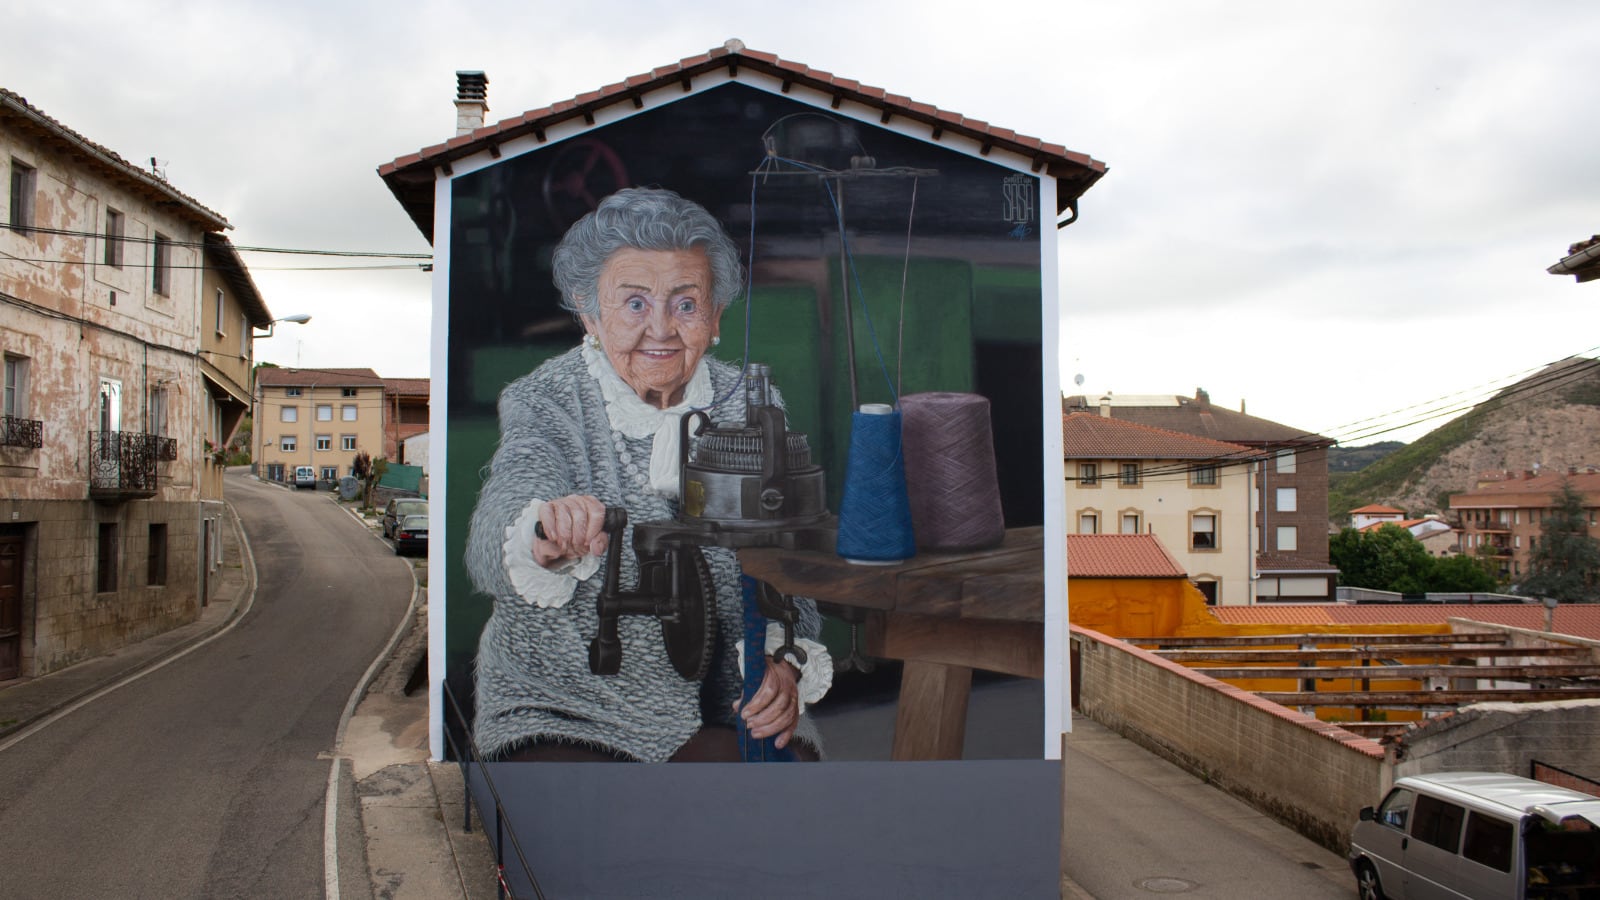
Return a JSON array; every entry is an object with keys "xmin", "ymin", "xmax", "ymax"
[{"xmin": 1328, "ymin": 358, "xmax": 1600, "ymax": 521}]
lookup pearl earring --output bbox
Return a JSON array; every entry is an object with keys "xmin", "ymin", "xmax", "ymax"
[
  {"xmin": 711, "ymin": 336, "xmax": 721, "ymax": 347},
  {"xmin": 585, "ymin": 333, "xmax": 601, "ymax": 350}
]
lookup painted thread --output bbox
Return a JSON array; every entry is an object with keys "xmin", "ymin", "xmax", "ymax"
[
  {"xmin": 835, "ymin": 404, "xmax": 916, "ymax": 563},
  {"xmin": 900, "ymin": 392, "xmax": 1006, "ymax": 552}
]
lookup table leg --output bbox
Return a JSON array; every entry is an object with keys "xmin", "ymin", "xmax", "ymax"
[{"xmin": 892, "ymin": 660, "xmax": 973, "ymax": 761}]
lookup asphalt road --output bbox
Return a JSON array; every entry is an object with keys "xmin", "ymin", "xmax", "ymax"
[{"xmin": 0, "ymin": 473, "xmax": 412, "ymax": 898}]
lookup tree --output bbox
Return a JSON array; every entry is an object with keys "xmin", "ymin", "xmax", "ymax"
[
  {"xmin": 1332, "ymin": 524, "xmax": 1433, "ymax": 593},
  {"xmin": 1428, "ymin": 553, "xmax": 1499, "ymax": 593},
  {"xmin": 1519, "ymin": 478, "xmax": 1600, "ymax": 602}
]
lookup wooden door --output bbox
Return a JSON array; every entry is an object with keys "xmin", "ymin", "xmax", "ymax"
[{"xmin": 0, "ymin": 531, "xmax": 23, "ymax": 680}]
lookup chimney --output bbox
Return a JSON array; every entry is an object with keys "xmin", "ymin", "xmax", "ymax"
[
  {"xmin": 455, "ymin": 71, "xmax": 489, "ymax": 136},
  {"xmin": 1098, "ymin": 395, "xmax": 1112, "ymax": 418},
  {"xmin": 1239, "ymin": 398, "xmax": 1247, "ymax": 414},
  {"xmin": 1194, "ymin": 387, "xmax": 1210, "ymax": 407}
]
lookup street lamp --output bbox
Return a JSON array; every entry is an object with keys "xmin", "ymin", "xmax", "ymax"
[{"xmin": 256, "ymin": 313, "xmax": 312, "ymax": 338}]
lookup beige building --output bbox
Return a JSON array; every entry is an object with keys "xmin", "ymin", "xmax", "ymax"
[
  {"xmin": 253, "ymin": 368, "xmax": 386, "ymax": 487},
  {"xmin": 2, "ymin": 88, "xmax": 269, "ymax": 678},
  {"xmin": 1064, "ymin": 411, "xmax": 1258, "ymax": 605},
  {"xmin": 1450, "ymin": 470, "xmax": 1600, "ymax": 582}
]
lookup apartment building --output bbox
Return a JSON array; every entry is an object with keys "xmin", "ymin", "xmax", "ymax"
[
  {"xmin": 1450, "ymin": 470, "xmax": 1600, "ymax": 581},
  {"xmin": 253, "ymin": 367, "xmax": 385, "ymax": 487},
  {"xmin": 2, "ymin": 88, "xmax": 268, "ymax": 677},
  {"xmin": 1063, "ymin": 411, "xmax": 1257, "ymax": 605}
]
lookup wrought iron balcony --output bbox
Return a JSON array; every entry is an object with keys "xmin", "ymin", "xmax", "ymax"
[
  {"xmin": 88, "ymin": 430, "xmax": 163, "ymax": 499},
  {"xmin": 1, "ymin": 415, "xmax": 43, "ymax": 449}
]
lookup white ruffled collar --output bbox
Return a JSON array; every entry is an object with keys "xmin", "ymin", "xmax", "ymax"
[{"xmin": 581, "ymin": 342, "xmax": 712, "ymax": 437}]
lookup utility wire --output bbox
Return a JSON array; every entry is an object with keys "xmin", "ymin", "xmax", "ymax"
[{"xmin": 0, "ymin": 221, "xmax": 431, "ymax": 259}]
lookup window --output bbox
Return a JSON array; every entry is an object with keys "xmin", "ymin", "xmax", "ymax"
[
  {"xmin": 1078, "ymin": 462, "xmax": 1099, "ymax": 486},
  {"xmin": 341, "ymin": 404, "xmax": 357, "ymax": 421},
  {"xmin": 1411, "ymin": 794, "xmax": 1466, "ymax": 853},
  {"xmin": 3, "ymin": 354, "xmax": 28, "ymax": 418},
  {"xmin": 1277, "ymin": 526, "xmax": 1298, "ymax": 553},
  {"xmin": 97, "ymin": 523, "xmax": 118, "ymax": 593},
  {"xmin": 148, "ymin": 386, "xmax": 168, "ymax": 436},
  {"xmin": 320, "ymin": 466, "xmax": 338, "ymax": 481},
  {"xmin": 104, "ymin": 208, "xmax": 124, "ymax": 267},
  {"xmin": 97, "ymin": 377, "xmax": 122, "ymax": 432},
  {"xmin": 1121, "ymin": 513, "xmax": 1141, "ymax": 534},
  {"xmin": 8, "ymin": 159, "xmax": 35, "ymax": 236},
  {"xmin": 341, "ymin": 387, "xmax": 357, "ymax": 397},
  {"xmin": 1192, "ymin": 513, "xmax": 1217, "ymax": 550},
  {"xmin": 341, "ymin": 435, "xmax": 356, "ymax": 451},
  {"xmin": 1192, "ymin": 464, "xmax": 1218, "ymax": 486},
  {"xmin": 1078, "ymin": 512, "xmax": 1099, "ymax": 534},
  {"xmin": 316, "ymin": 404, "xmax": 333, "ymax": 421},
  {"xmin": 280, "ymin": 406, "xmax": 298, "ymax": 423},
  {"xmin": 147, "ymin": 523, "xmax": 168, "ymax": 586},
  {"xmin": 285, "ymin": 387, "xmax": 302, "ymax": 397},
  {"xmin": 214, "ymin": 289, "xmax": 225, "ymax": 335},
  {"xmin": 1276, "ymin": 487, "xmax": 1297, "ymax": 512},
  {"xmin": 280, "ymin": 435, "xmax": 297, "ymax": 452},
  {"xmin": 1119, "ymin": 463, "xmax": 1140, "ymax": 486},
  {"xmin": 1376, "ymin": 788, "xmax": 1415, "ymax": 831},
  {"xmin": 152, "ymin": 232, "xmax": 172, "ymax": 296},
  {"xmin": 1275, "ymin": 450, "xmax": 1297, "ymax": 474},
  {"xmin": 1193, "ymin": 580, "xmax": 1218, "ymax": 605},
  {"xmin": 1462, "ymin": 813, "xmax": 1513, "ymax": 873},
  {"xmin": 315, "ymin": 435, "xmax": 331, "ymax": 451}
]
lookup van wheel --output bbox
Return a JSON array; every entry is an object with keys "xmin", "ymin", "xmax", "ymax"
[{"xmin": 1355, "ymin": 861, "xmax": 1386, "ymax": 900}]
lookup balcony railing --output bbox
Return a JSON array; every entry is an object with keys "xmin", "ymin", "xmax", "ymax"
[
  {"xmin": 0, "ymin": 415, "xmax": 43, "ymax": 449},
  {"xmin": 88, "ymin": 430, "xmax": 163, "ymax": 499}
]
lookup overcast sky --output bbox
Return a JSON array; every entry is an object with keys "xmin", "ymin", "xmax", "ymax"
[{"xmin": 7, "ymin": 1, "xmax": 1598, "ymax": 445}]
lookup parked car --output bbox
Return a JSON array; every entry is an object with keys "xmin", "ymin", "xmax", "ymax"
[
  {"xmin": 1349, "ymin": 771, "xmax": 1600, "ymax": 900},
  {"xmin": 293, "ymin": 466, "xmax": 317, "ymax": 490},
  {"xmin": 392, "ymin": 514, "xmax": 428, "ymax": 556},
  {"xmin": 381, "ymin": 498, "xmax": 428, "ymax": 539}
]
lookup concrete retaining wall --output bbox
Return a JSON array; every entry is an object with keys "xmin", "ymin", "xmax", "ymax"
[{"xmin": 1071, "ymin": 624, "xmax": 1386, "ymax": 851}]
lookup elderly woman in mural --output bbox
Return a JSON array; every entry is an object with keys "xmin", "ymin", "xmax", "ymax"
[{"xmin": 466, "ymin": 187, "xmax": 829, "ymax": 763}]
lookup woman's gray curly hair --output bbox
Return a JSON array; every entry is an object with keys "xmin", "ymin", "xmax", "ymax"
[{"xmin": 551, "ymin": 187, "xmax": 745, "ymax": 318}]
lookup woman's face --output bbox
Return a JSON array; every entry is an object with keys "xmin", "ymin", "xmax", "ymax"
[{"xmin": 582, "ymin": 246, "xmax": 723, "ymax": 409}]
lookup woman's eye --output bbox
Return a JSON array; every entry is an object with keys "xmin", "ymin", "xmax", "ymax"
[
  {"xmin": 675, "ymin": 297, "xmax": 697, "ymax": 315},
  {"xmin": 625, "ymin": 295, "xmax": 647, "ymax": 313}
]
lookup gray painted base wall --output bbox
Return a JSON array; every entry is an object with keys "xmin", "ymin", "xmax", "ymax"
[{"xmin": 474, "ymin": 760, "xmax": 1060, "ymax": 899}]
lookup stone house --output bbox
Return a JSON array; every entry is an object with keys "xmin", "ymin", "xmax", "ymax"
[{"xmin": 1, "ymin": 88, "xmax": 269, "ymax": 678}]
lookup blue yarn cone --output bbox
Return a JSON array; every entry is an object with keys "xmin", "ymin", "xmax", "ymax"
[{"xmin": 835, "ymin": 406, "xmax": 916, "ymax": 563}]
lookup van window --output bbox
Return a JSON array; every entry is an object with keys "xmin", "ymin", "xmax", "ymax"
[
  {"xmin": 1377, "ymin": 788, "xmax": 1415, "ymax": 830},
  {"xmin": 1461, "ymin": 812, "xmax": 1513, "ymax": 872},
  {"xmin": 1412, "ymin": 794, "xmax": 1466, "ymax": 852}
]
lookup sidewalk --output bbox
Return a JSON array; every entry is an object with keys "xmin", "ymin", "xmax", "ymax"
[{"xmin": 0, "ymin": 482, "xmax": 498, "ymax": 900}]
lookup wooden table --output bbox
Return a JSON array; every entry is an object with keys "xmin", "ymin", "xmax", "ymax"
[{"xmin": 738, "ymin": 527, "xmax": 1044, "ymax": 760}]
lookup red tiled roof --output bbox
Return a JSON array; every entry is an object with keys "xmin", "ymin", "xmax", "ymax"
[
  {"xmin": 1357, "ymin": 518, "xmax": 1448, "ymax": 533},
  {"xmin": 1063, "ymin": 412, "xmax": 1253, "ymax": 461},
  {"xmin": 255, "ymin": 367, "xmax": 382, "ymax": 388},
  {"xmin": 1, "ymin": 87, "xmax": 229, "ymax": 231},
  {"xmin": 202, "ymin": 234, "xmax": 273, "ymax": 327},
  {"xmin": 381, "ymin": 377, "xmax": 430, "ymax": 396},
  {"xmin": 378, "ymin": 41, "xmax": 1107, "ymax": 241},
  {"xmin": 1255, "ymin": 553, "xmax": 1339, "ymax": 573},
  {"xmin": 1451, "ymin": 472, "xmax": 1600, "ymax": 507},
  {"xmin": 1212, "ymin": 603, "xmax": 1600, "ymax": 642},
  {"xmin": 1067, "ymin": 534, "xmax": 1187, "ymax": 578},
  {"xmin": 1351, "ymin": 504, "xmax": 1404, "ymax": 515}
]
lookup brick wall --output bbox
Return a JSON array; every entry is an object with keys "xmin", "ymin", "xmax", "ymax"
[{"xmin": 1071, "ymin": 624, "xmax": 1386, "ymax": 851}]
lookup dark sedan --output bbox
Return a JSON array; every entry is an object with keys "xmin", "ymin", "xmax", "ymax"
[
  {"xmin": 392, "ymin": 514, "xmax": 428, "ymax": 556},
  {"xmin": 381, "ymin": 498, "xmax": 428, "ymax": 539}
]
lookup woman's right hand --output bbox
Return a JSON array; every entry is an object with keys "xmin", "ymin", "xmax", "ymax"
[{"xmin": 533, "ymin": 494, "xmax": 610, "ymax": 568}]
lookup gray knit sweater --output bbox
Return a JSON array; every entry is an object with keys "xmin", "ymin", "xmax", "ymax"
[{"xmin": 465, "ymin": 346, "xmax": 822, "ymax": 762}]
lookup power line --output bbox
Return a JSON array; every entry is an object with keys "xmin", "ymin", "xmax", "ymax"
[{"xmin": 0, "ymin": 221, "xmax": 431, "ymax": 259}]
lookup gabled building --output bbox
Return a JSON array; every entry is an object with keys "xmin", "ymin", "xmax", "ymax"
[
  {"xmin": 1065, "ymin": 388, "xmax": 1336, "ymax": 565},
  {"xmin": 380, "ymin": 377, "xmax": 429, "ymax": 464},
  {"xmin": 1449, "ymin": 470, "xmax": 1600, "ymax": 582},
  {"xmin": 2, "ymin": 87, "xmax": 267, "ymax": 678},
  {"xmin": 253, "ymin": 367, "xmax": 385, "ymax": 487},
  {"xmin": 1349, "ymin": 503, "xmax": 1404, "ymax": 530},
  {"xmin": 1065, "ymin": 533, "xmax": 1208, "ymax": 636},
  {"xmin": 1063, "ymin": 411, "xmax": 1257, "ymax": 605}
]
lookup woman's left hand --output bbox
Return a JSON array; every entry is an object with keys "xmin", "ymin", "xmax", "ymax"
[{"xmin": 733, "ymin": 658, "xmax": 801, "ymax": 748}]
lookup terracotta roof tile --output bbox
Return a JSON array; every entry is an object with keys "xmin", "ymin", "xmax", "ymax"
[
  {"xmin": 1351, "ymin": 504, "xmax": 1405, "ymax": 514},
  {"xmin": 255, "ymin": 367, "xmax": 383, "ymax": 388},
  {"xmin": 1067, "ymin": 534, "xmax": 1187, "ymax": 578},
  {"xmin": 1063, "ymin": 412, "xmax": 1253, "ymax": 460},
  {"xmin": 1211, "ymin": 604, "xmax": 1600, "ymax": 642},
  {"xmin": 1255, "ymin": 553, "xmax": 1339, "ymax": 572},
  {"xmin": 381, "ymin": 377, "xmax": 430, "ymax": 395},
  {"xmin": 1062, "ymin": 394, "xmax": 1331, "ymax": 446}
]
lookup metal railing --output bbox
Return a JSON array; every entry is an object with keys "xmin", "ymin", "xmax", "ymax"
[
  {"xmin": 0, "ymin": 415, "xmax": 43, "ymax": 448},
  {"xmin": 441, "ymin": 679, "xmax": 545, "ymax": 900},
  {"xmin": 88, "ymin": 430, "xmax": 162, "ymax": 497}
]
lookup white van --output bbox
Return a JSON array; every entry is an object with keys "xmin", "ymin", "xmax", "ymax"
[
  {"xmin": 293, "ymin": 466, "xmax": 317, "ymax": 490},
  {"xmin": 1349, "ymin": 771, "xmax": 1600, "ymax": 900}
]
